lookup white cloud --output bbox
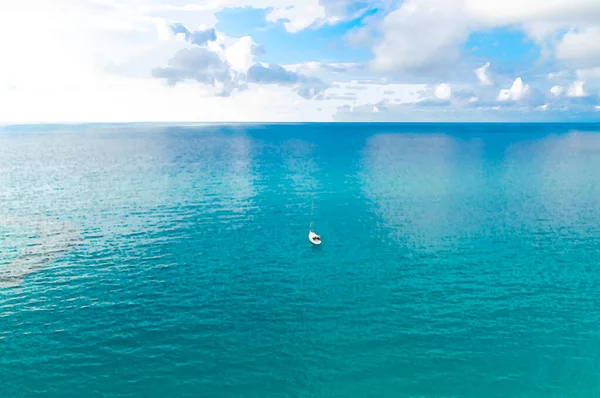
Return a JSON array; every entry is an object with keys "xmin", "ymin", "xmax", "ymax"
[
  {"xmin": 434, "ymin": 83, "xmax": 452, "ymax": 100},
  {"xmin": 151, "ymin": 47, "xmax": 239, "ymax": 96},
  {"xmin": 556, "ymin": 27, "xmax": 600, "ymax": 68},
  {"xmin": 371, "ymin": 0, "xmax": 600, "ymax": 74},
  {"xmin": 465, "ymin": 1, "xmax": 600, "ymax": 70},
  {"xmin": 550, "ymin": 85, "xmax": 564, "ymax": 96},
  {"xmin": 474, "ymin": 62, "xmax": 493, "ymax": 86},
  {"xmin": 566, "ymin": 80, "xmax": 587, "ymax": 97},
  {"xmin": 0, "ymin": 0, "xmax": 419, "ymax": 123},
  {"xmin": 464, "ymin": 0, "xmax": 600, "ymax": 25},
  {"xmin": 137, "ymin": 28, "xmax": 269, "ymax": 96},
  {"xmin": 497, "ymin": 78, "xmax": 530, "ymax": 101},
  {"xmin": 2, "ymin": 0, "xmax": 600, "ymax": 123},
  {"xmin": 207, "ymin": 34, "xmax": 263, "ymax": 73},
  {"xmin": 576, "ymin": 67, "xmax": 600, "ymax": 80},
  {"xmin": 371, "ymin": 0, "xmax": 469, "ymax": 73}
]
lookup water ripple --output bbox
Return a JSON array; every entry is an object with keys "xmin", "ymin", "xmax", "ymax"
[{"xmin": 2, "ymin": 124, "xmax": 600, "ymax": 397}]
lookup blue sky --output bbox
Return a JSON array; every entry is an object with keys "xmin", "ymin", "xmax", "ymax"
[
  {"xmin": 0, "ymin": 0, "xmax": 599, "ymax": 123},
  {"xmin": 215, "ymin": 6, "xmax": 376, "ymax": 64}
]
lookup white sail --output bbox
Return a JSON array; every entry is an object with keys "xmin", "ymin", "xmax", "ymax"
[{"xmin": 308, "ymin": 200, "xmax": 321, "ymax": 244}]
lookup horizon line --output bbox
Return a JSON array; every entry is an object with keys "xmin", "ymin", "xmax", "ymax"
[{"xmin": 1, "ymin": 121, "xmax": 599, "ymax": 128}]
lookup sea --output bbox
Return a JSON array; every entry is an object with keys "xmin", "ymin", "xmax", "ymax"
[{"xmin": 1, "ymin": 122, "xmax": 600, "ymax": 397}]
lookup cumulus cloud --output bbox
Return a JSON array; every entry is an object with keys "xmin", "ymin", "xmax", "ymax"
[
  {"xmin": 566, "ymin": 80, "xmax": 587, "ymax": 97},
  {"xmin": 475, "ymin": 62, "xmax": 493, "ymax": 86},
  {"xmin": 151, "ymin": 47, "xmax": 237, "ymax": 95},
  {"xmin": 434, "ymin": 83, "xmax": 452, "ymax": 100},
  {"xmin": 556, "ymin": 27, "xmax": 600, "ymax": 68},
  {"xmin": 150, "ymin": 20, "xmax": 329, "ymax": 100},
  {"xmin": 371, "ymin": 0, "xmax": 469, "ymax": 73},
  {"xmin": 405, "ymin": 82, "xmax": 453, "ymax": 107},
  {"xmin": 497, "ymin": 78, "xmax": 530, "ymax": 101},
  {"xmin": 335, "ymin": 98, "xmax": 600, "ymax": 121},
  {"xmin": 209, "ymin": 35, "xmax": 265, "ymax": 74},
  {"xmin": 550, "ymin": 85, "xmax": 564, "ymax": 96},
  {"xmin": 334, "ymin": 79, "xmax": 600, "ymax": 122},
  {"xmin": 150, "ymin": 28, "xmax": 271, "ymax": 96}
]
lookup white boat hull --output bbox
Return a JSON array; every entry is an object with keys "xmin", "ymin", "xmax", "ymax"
[{"xmin": 309, "ymin": 231, "xmax": 321, "ymax": 245}]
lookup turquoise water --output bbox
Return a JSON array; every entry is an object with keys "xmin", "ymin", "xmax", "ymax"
[{"xmin": 2, "ymin": 123, "xmax": 600, "ymax": 397}]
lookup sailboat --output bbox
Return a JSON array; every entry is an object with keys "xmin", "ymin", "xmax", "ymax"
[{"xmin": 308, "ymin": 201, "xmax": 322, "ymax": 245}]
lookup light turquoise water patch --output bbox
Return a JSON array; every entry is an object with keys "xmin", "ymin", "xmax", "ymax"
[
  {"xmin": 1, "ymin": 123, "xmax": 600, "ymax": 397},
  {"xmin": 0, "ymin": 225, "xmax": 30, "ymax": 263},
  {"xmin": 0, "ymin": 217, "xmax": 79, "ymax": 288}
]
